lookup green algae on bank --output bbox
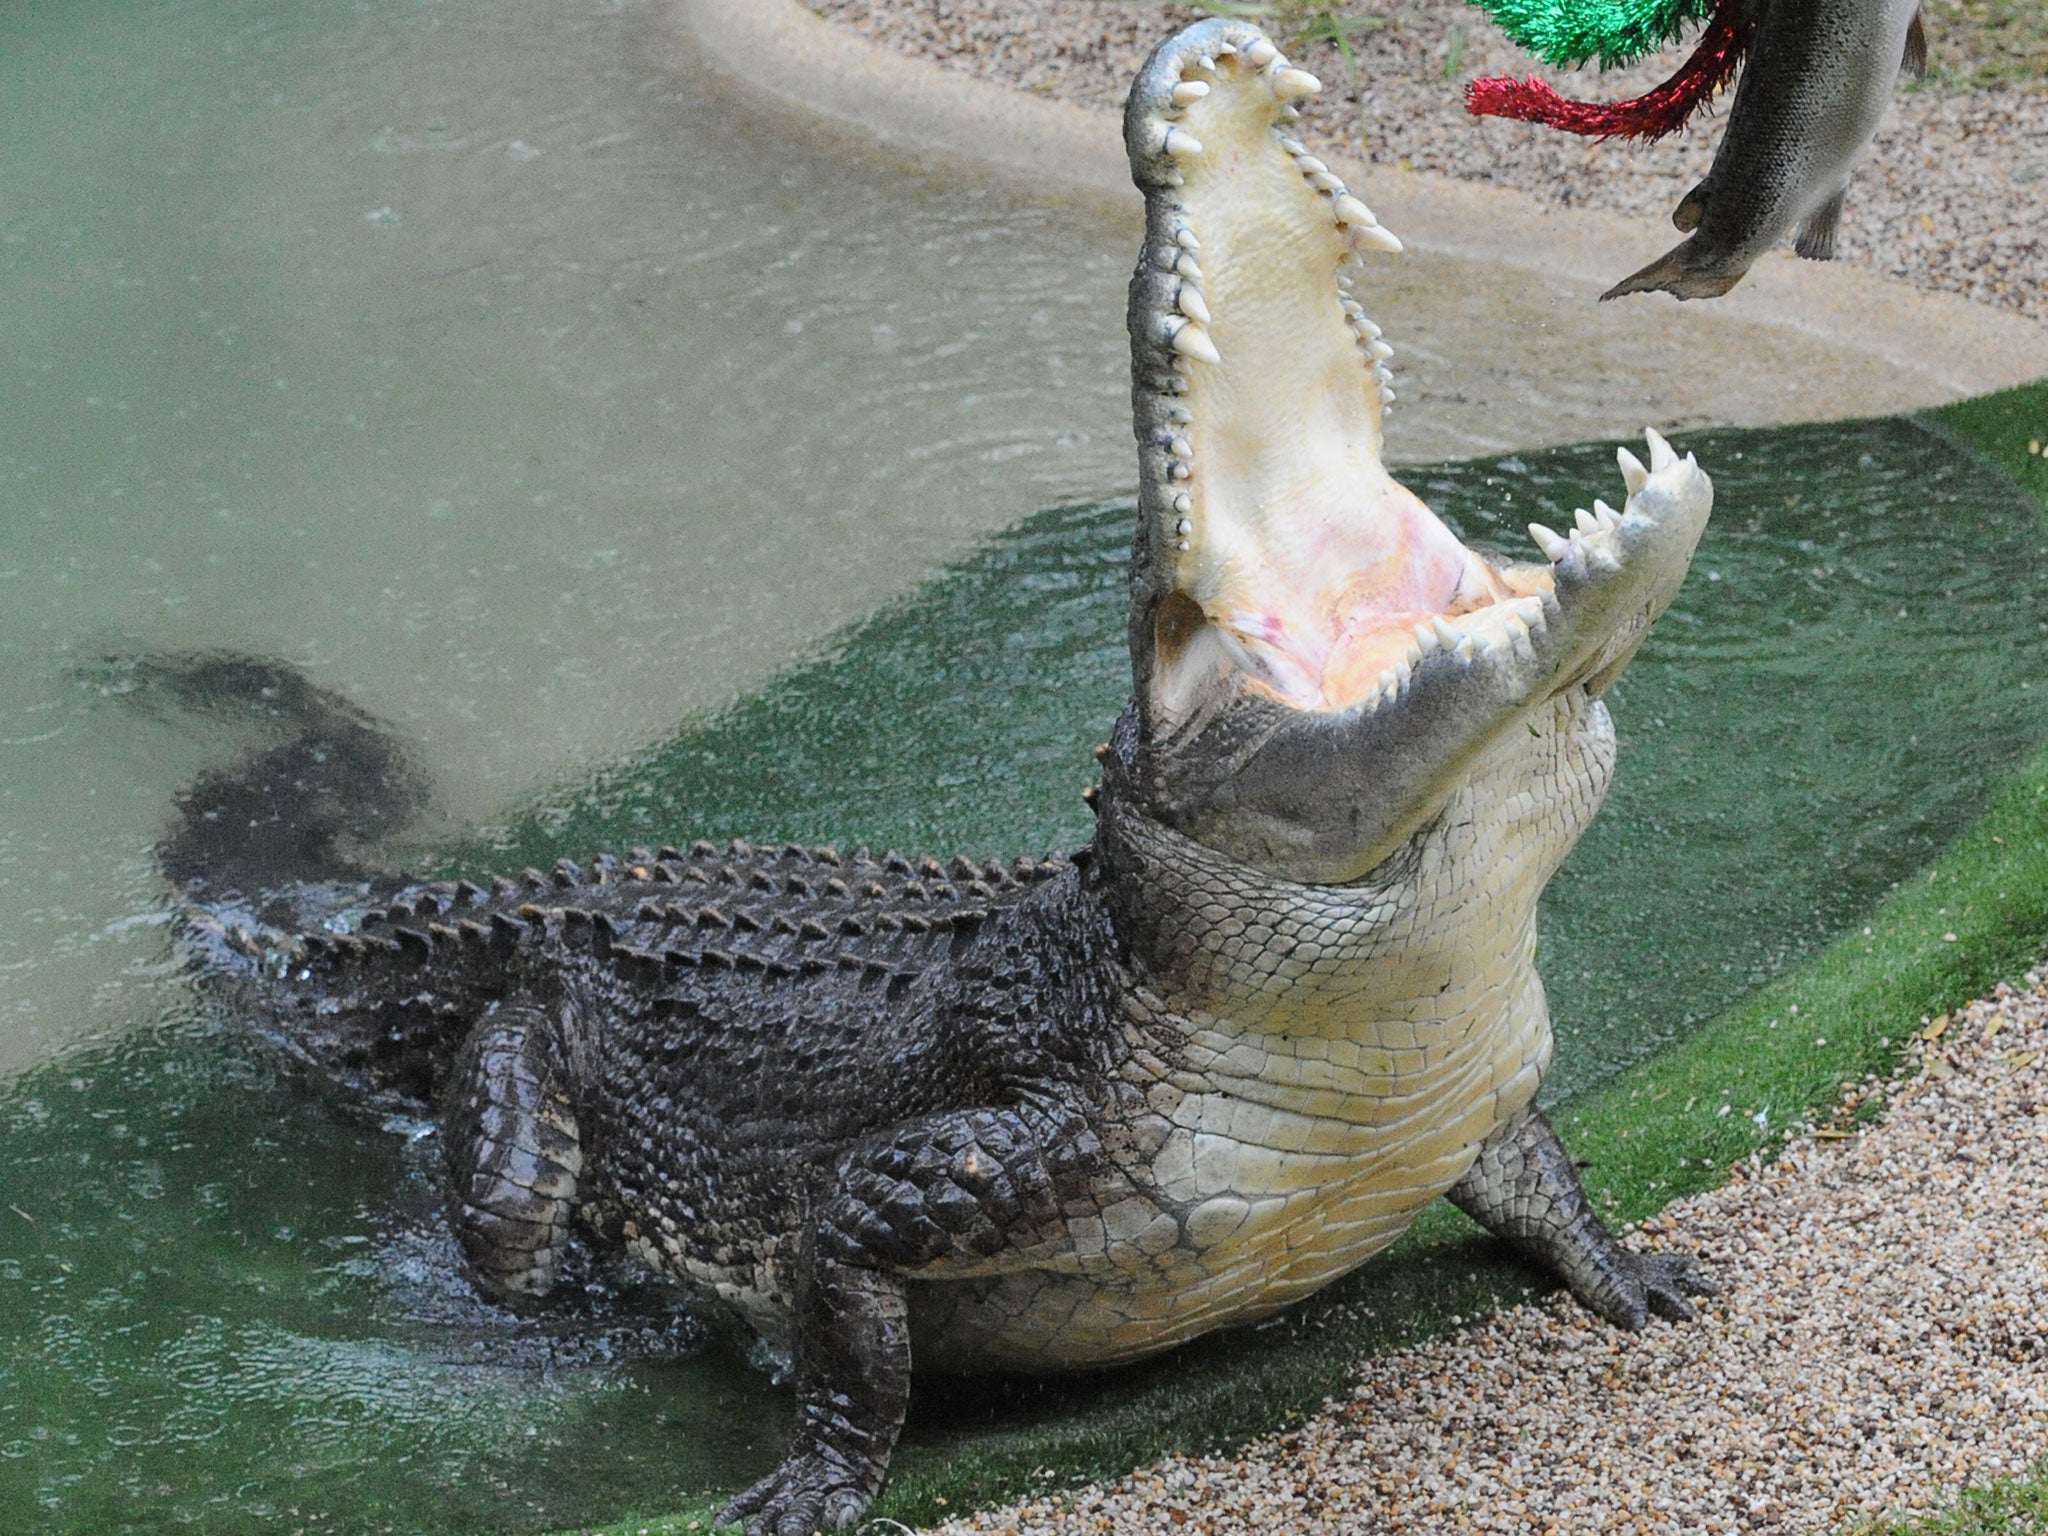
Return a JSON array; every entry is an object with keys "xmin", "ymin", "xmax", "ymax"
[
  {"xmin": 554, "ymin": 384, "xmax": 2048, "ymax": 1536},
  {"xmin": 573, "ymin": 723, "xmax": 2048, "ymax": 1533},
  {"xmin": 1850, "ymin": 1461, "xmax": 2048, "ymax": 1535}
]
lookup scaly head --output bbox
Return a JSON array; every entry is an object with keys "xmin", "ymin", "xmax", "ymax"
[{"xmin": 1114, "ymin": 19, "xmax": 1713, "ymax": 883}]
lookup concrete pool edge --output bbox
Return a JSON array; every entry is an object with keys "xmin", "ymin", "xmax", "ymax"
[
  {"xmin": 666, "ymin": 0, "xmax": 2048, "ymax": 420},
  {"xmin": 562, "ymin": 387, "xmax": 2048, "ymax": 1534}
]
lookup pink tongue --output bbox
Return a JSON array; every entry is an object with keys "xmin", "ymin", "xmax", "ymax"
[{"xmin": 1217, "ymin": 491, "xmax": 1498, "ymax": 708}]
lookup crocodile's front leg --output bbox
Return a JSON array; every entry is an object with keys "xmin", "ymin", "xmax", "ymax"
[
  {"xmin": 1449, "ymin": 1103, "xmax": 1716, "ymax": 1329},
  {"xmin": 719, "ymin": 1102, "xmax": 1099, "ymax": 1536},
  {"xmin": 443, "ymin": 998, "xmax": 585, "ymax": 1301}
]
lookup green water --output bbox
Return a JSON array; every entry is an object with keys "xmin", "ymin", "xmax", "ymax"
[
  {"xmin": 4, "ymin": 409, "xmax": 2044, "ymax": 1533},
  {"xmin": 0, "ymin": 1018, "xmax": 783, "ymax": 1534},
  {"xmin": 0, "ymin": 0, "xmax": 1137, "ymax": 1076},
  {"xmin": 490, "ymin": 412, "xmax": 2048, "ymax": 1104}
]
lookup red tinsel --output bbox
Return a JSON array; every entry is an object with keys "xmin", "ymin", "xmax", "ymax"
[{"xmin": 1464, "ymin": 0, "xmax": 1755, "ymax": 142}]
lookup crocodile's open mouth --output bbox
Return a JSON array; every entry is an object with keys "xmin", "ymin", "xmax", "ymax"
[
  {"xmin": 1126, "ymin": 25, "xmax": 1609, "ymax": 719},
  {"xmin": 1119, "ymin": 19, "xmax": 1711, "ymax": 882}
]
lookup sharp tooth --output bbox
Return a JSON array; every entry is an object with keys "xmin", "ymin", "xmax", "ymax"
[
  {"xmin": 1378, "ymin": 383, "xmax": 1396, "ymax": 404},
  {"xmin": 1170, "ymin": 322, "xmax": 1221, "ymax": 364},
  {"xmin": 1175, "ymin": 226, "xmax": 1201, "ymax": 253},
  {"xmin": 1367, "ymin": 339, "xmax": 1393, "ymax": 361},
  {"xmin": 1334, "ymin": 271, "xmax": 1356, "ymax": 291},
  {"xmin": 1331, "ymin": 194, "xmax": 1375, "ymax": 227},
  {"xmin": 1354, "ymin": 316, "xmax": 1382, "ymax": 339},
  {"xmin": 1176, "ymin": 254, "xmax": 1203, "ymax": 282},
  {"xmin": 1279, "ymin": 137, "xmax": 1308, "ymax": 156},
  {"xmin": 1375, "ymin": 364, "xmax": 1393, "ymax": 383},
  {"xmin": 1645, "ymin": 427, "xmax": 1678, "ymax": 471},
  {"xmin": 1340, "ymin": 297, "xmax": 1364, "ymax": 316},
  {"xmin": 1514, "ymin": 595, "xmax": 1547, "ymax": 628},
  {"xmin": 1592, "ymin": 498, "xmax": 1620, "ymax": 530},
  {"xmin": 1432, "ymin": 616, "xmax": 1461, "ymax": 649},
  {"xmin": 1528, "ymin": 522, "xmax": 1571, "ymax": 562},
  {"xmin": 1295, "ymin": 155, "xmax": 1329, "ymax": 177},
  {"xmin": 1573, "ymin": 507, "xmax": 1600, "ymax": 534},
  {"xmin": 1348, "ymin": 223, "xmax": 1404, "ymax": 254},
  {"xmin": 1244, "ymin": 39, "xmax": 1279, "ymax": 67},
  {"xmin": 1414, "ymin": 622, "xmax": 1440, "ymax": 656},
  {"xmin": 1394, "ymin": 658, "xmax": 1413, "ymax": 689},
  {"xmin": 1309, "ymin": 172, "xmax": 1344, "ymax": 193},
  {"xmin": 1167, "ymin": 404, "xmax": 1192, "ymax": 425},
  {"xmin": 1172, "ymin": 80, "xmax": 1210, "ymax": 106},
  {"xmin": 1172, "ymin": 491, "xmax": 1192, "ymax": 514},
  {"xmin": 1164, "ymin": 128, "xmax": 1204, "ymax": 159},
  {"xmin": 1617, "ymin": 446, "xmax": 1649, "ymax": 494},
  {"xmin": 1175, "ymin": 519, "xmax": 1193, "ymax": 538},
  {"xmin": 1455, "ymin": 633, "xmax": 1479, "ymax": 662},
  {"xmin": 1178, "ymin": 286, "xmax": 1211, "ymax": 326},
  {"xmin": 1272, "ymin": 68, "xmax": 1321, "ymax": 99},
  {"xmin": 1168, "ymin": 435, "xmax": 1193, "ymax": 461}
]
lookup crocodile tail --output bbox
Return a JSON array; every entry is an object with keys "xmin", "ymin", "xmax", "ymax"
[{"xmin": 103, "ymin": 652, "xmax": 428, "ymax": 902}]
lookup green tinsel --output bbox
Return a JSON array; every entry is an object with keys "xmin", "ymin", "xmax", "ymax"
[{"xmin": 1466, "ymin": 0, "xmax": 1719, "ymax": 68}]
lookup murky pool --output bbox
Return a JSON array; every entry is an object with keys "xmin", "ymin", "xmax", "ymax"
[
  {"xmin": 0, "ymin": 0, "xmax": 1138, "ymax": 1076},
  {"xmin": 4, "ymin": 0, "xmax": 2046, "ymax": 1531}
]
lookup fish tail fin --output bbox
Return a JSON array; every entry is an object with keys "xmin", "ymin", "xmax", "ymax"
[
  {"xmin": 1600, "ymin": 240, "xmax": 1746, "ymax": 301},
  {"xmin": 1793, "ymin": 189, "xmax": 1846, "ymax": 261},
  {"xmin": 94, "ymin": 652, "xmax": 427, "ymax": 900}
]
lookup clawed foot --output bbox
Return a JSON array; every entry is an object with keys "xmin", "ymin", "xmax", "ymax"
[
  {"xmin": 1586, "ymin": 1248, "xmax": 1719, "ymax": 1330},
  {"xmin": 718, "ymin": 1448, "xmax": 876, "ymax": 1536}
]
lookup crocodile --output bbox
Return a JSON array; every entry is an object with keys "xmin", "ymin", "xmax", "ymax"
[{"xmin": 152, "ymin": 18, "xmax": 1717, "ymax": 1536}]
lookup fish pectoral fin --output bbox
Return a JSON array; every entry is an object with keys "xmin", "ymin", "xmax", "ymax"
[
  {"xmin": 1671, "ymin": 179, "xmax": 1711, "ymax": 234},
  {"xmin": 1903, "ymin": 8, "xmax": 1928, "ymax": 79},
  {"xmin": 1793, "ymin": 188, "xmax": 1847, "ymax": 262}
]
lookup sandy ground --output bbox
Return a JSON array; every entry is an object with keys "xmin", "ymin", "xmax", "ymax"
[
  {"xmin": 803, "ymin": 0, "xmax": 2048, "ymax": 323},
  {"xmin": 933, "ymin": 973, "xmax": 2048, "ymax": 1533}
]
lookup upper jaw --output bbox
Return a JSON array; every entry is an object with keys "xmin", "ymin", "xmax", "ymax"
[
  {"xmin": 1116, "ymin": 19, "xmax": 1714, "ymax": 882},
  {"xmin": 1125, "ymin": 18, "xmax": 1473, "ymax": 727}
]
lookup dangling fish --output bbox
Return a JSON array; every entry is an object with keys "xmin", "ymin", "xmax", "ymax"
[{"xmin": 1466, "ymin": 0, "xmax": 1929, "ymax": 300}]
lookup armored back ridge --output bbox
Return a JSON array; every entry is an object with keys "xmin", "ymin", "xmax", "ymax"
[{"xmin": 157, "ymin": 19, "xmax": 1716, "ymax": 1535}]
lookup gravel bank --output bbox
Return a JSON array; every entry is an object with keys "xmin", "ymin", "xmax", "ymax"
[
  {"xmin": 803, "ymin": 0, "xmax": 2048, "ymax": 323},
  {"xmin": 931, "ymin": 972, "xmax": 2048, "ymax": 1534}
]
